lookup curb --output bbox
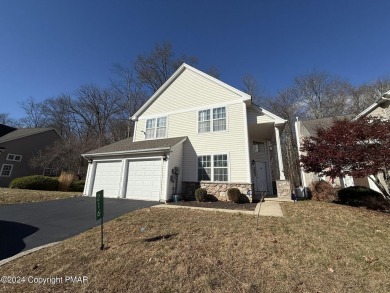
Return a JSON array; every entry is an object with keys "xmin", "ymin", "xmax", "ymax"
[{"xmin": 0, "ymin": 241, "xmax": 62, "ymax": 267}]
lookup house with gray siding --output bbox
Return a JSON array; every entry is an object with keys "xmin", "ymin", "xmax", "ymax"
[
  {"xmin": 83, "ymin": 63, "xmax": 288, "ymax": 202},
  {"xmin": 0, "ymin": 127, "xmax": 61, "ymax": 187}
]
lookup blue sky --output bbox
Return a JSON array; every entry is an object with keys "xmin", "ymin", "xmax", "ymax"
[{"xmin": 1, "ymin": 0, "xmax": 389, "ymax": 119}]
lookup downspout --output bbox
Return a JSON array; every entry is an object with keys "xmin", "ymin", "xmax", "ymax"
[{"xmin": 294, "ymin": 117, "xmax": 307, "ymax": 188}]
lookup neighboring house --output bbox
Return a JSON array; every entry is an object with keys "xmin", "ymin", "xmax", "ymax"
[
  {"xmin": 83, "ymin": 63, "xmax": 289, "ymax": 202},
  {"xmin": 294, "ymin": 115, "xmax": 354, "ymax": 189},
  {"xmin": 352, "ymin": 89, "xmax": 390, "ymax": 193},
  {"xmin": 295, "ymin": 89, "xmax": 390, "ymax": 193},
  {"xmin": 0, "ymin": 127, "xmax": 61, "ymax": 187}
]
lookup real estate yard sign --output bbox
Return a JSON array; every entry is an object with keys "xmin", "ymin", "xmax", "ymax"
[{"xmin": 96, "ymin": 190, "xmax": 104, "ymax": 250}]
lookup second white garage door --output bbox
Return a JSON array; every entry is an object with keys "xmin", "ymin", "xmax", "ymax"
[{"xmin": 126, "ymin": 159, "xmax": 162, "ymax": 201}]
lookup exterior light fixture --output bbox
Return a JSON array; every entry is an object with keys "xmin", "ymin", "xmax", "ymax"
[
  {"xmin": 163, "ymin": 154, "xmax": 167, "ymax": 161},
  {"xmin": 251, "ymin": 160, "xmax": 255, "ymax": 166},
  {"xmin": 0, "ymin": 147, "xmax": 5, "ymax": 155}
]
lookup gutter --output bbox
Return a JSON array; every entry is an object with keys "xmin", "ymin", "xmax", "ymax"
[{"xmin": 81, "ymin": 147, "xmax": 171, "ymax": 160}]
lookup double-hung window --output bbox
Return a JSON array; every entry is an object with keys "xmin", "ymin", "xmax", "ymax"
[
  {"xmin": 145, "ymin": 117, "xmax": 167, "ymax": 139},
  {"xmin": 6, "ymin": 154, "xmax": 22, "ymax": 162},
  {"xmin": 0, "ymin": 164, "xmax": 13, "ymax": 177},
  {"xmin": 198, "ymin": 154, "xmax": 228, "ymax": 182},
  {"xmin": 198, "ymin": 106, "xmax": 226, "ymax": 133},
  {"xmin": 213, "ymin": 107, "xmax": 226, "ymax": 131},
  {"xmin": 198, "ymin": 155, "xmax": 211, "ymax": 181},
  {"xmin": 198, "ymin": 110, "xmax": 210, "ymax": 133}
]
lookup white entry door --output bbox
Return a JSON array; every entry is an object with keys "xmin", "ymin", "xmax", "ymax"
[
  {"xmin": 126, "ymin": 159, "xmax": 162, "ymax": 201},
  {"xmin": 254, "ymin": 162, "xmax": 268, "ymax": 193}
]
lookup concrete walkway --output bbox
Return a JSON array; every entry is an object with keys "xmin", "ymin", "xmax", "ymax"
[
  {"xmin": 255, "ymin": 201, "xmax": 284, "ymax": 217},
  {"xmin": 153, "ymin": 200, "xmax": 285, "ymax": 217}
]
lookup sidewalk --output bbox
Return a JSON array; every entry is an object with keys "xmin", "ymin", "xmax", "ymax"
[{"xmin": 153, "ymin": 200, "xmax": 285, "ymax": 217}]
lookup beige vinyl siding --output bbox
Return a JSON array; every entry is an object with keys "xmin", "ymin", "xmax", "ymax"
[
  {"xmin": 137, "ymin": 103, "xmax": 248, "ymax": 183},
  {"xmin": 247, "ymin": 108, "xmax": 275, "ymax": 125},
  {"xmin": 369, "ymin": 105, "xmax": 390, "ymax": 119},
  {"xmin": 180, "ymin": 103, "xmax": 247, "ymax": 183},
  {"xmin": 140, "ymin": 69, "xmax": 242, "ymax": 117},
  {"xmin": 166, "ymin": 141, "xmax": 184, "ymax": 199}
]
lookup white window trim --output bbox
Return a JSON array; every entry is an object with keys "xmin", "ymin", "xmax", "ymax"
[
  {"xmin": 0, "ymin": 164, "xmax": 13, "ymax": 177},
  {"xmin": 6, "ymin": 153, "xmax": 22, "ymax": 162},
  {"xmin": 197, "ymin": 153, "xmax": 230, "ymax": 182},
  {"xmin": 197, "ymin": 106, "xmax": 228, "ymax": 134},
  {"xmin": 144, "ymin": 116, "xmax": 168, "ymax": 140}
]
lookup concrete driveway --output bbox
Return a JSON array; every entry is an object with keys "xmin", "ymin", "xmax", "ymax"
[{"xmin": 0, "ymin": 197, "xmax": 158, "ymax": 260}]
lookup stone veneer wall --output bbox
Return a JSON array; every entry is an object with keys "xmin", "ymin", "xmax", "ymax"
[
  {"xmin": 182, "ymin": 181, "xmax": 253, "ymax": 201},
  {"xmin": 275, "ymin": 180, "xmax": 291, "ymax": 199},
  {"xmin": 200, "ymin": 182, "xmax": 252, "ymax": 201}
]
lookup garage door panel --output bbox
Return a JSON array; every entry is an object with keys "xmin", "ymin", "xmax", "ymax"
[
  {"xmin": 92, "ymin": 161, "xmax": 122, "ymax": 198},
  {"xmin": 125, "ymin": 159, "xmax": 162, "ymax": 201}
]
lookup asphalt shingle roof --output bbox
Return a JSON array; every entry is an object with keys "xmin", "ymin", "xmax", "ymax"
[
  {"xmin": 301, "ymin": 115, "xmax": 353, "ymax": 136},
  {"xmin": 0, "ymin": 128, "xmax": 56, "ymax": 143},
  {"xmin": 84, "ymin": 136, "xmax": 187, "ymax": 155}
]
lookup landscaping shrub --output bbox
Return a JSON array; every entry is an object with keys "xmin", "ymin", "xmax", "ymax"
[
  {"xmin": 338, "ymin": 186, "xmax": 390, "ymax": 210},
  {"xmin": 69, "ymin": 180, "xmax": 85, "ymax": 192},
  {"xmin": 9, "ymin": 175, "xmax": 59, "ymax": 191},
  {"xmin": 195, "ymin": 188, "xmax": 208, "ymax": 202},
  {"xmin": 309, "ymin": 180, "xmax": 337, "ymax": 201},
  {"xmin": 58, "ymin": 171, "xmax": 75, "ymax": 191},
  {"xmin": 228, "ymin": 188, "xmax": 244, "ymax": 203}
]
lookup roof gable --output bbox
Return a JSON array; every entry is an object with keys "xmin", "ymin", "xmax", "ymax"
[
  {"xmin": 300, "ymin": 115, "xmax": 353, "ymax": 136},
  {"xmin": 355, "ymin": 89, "xmax": 390, "ymax": 119},
  {"xmin": 0, "ymin": 128, "xmax": 60, "ymax": 143},
  {"xmin": 132, "ymin": 63, "xmax": 251, "ymax": 120}
]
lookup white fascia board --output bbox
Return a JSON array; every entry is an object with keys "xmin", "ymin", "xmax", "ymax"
[
  {"xmin": 354, "ymin": 90, "xmax": 390, "ymax": 120},
  {"xmin": 81, "ymin": 147, "xmax": 171, "ymax": 158},
  {"xmin": 251, "ymin": 104, "xmax": 287, "ymax": 125},
  {"xmin": 131, "ymin": 63, "xmax": 251, "ymax": 121}
]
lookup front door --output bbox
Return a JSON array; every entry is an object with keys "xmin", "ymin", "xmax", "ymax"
[{"xmin": 254, "ymin": 162, "xmax": 268, "ymax": 193}]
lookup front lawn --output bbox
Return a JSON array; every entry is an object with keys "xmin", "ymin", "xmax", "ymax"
[
  {"xmin": 0, "ymin": 201, "xmax": 389, "ymax": 292},
  {"xmin": 0, "ymin": 188, "xmax": 81, "ymax": 205}
]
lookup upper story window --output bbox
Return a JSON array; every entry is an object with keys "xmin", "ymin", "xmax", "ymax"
[
  {"xmin": 145, "ymin": 117, "xmax": 167, "ymax": 139},
  {"xmin": 198, "ymin": 106, "xmax": 226, "ymax": 133},
  {"xmin": 0, "ymin": 164, "xmax": 13, "ymax": 177},
  {"xmin": 6, "ymin": 154, "xmax": 22, "ymax": 162}
]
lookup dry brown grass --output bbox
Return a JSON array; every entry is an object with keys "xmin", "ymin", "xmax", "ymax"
[
  {"xmin": 0, "ymin": 188, "xmax": 81, "ymax": 205},
  {"xmin": 0, "ymin": 201, "xmax": 389, "ymax": 292},
  {"xmin": 58, "ymin": 171, "xmax": 75, "ymax": 192}
]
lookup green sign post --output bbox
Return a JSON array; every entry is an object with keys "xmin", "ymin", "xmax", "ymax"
[{"xmin": 96, "ymin": 190, "xmax": 104, "ymax": 250}]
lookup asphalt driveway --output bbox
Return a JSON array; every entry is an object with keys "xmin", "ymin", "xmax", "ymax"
[{"xmin": 0, "ymin": 197, "xmax": 159, "ymax": 260}]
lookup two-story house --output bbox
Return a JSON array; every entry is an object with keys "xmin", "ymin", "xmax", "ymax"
[
  {"xmin": 0, "ymin": 126, "xmax": 62, "ymax": 187},
  {"xmin": 82, "ymin": 64, "xmax": 288, "ymax": 202}
]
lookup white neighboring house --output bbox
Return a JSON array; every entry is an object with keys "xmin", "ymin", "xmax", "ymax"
[
  {"xmin": 295, "ymin": 90, "xmax": 390, "ymax": 194},
  {"xmin": 82, "ymin": 63, "xmax": 288, "ymax": 202}
]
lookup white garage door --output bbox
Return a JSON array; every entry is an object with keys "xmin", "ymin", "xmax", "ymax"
[
  {"xmin": 92, "ymin": 161, "xmax": 122, "ymax": 198},
  {"xmin": 126, "ymin": 159, "xmax": 162, "ymax": 201}
]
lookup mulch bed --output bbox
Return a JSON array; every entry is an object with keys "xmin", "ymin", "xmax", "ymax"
[{"xmin": 167, "ymin": 200, "xmax": 257, "ymax": 211}]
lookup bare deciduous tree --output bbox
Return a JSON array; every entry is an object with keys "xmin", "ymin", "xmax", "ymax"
[
  {"xmin": 350, "ymin": 76, "xmax": 390, "ymax": 114},
  {"xmin": 134, "ymin": 41, "xmax": 198, "ymax": 93},
  {"xmin": 293, "ymin": 70, "xmax": 352, "ymax": 119},
  {"xmin": 19, "ymin": 97, "xmax": 48, "ymax": 127}
]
